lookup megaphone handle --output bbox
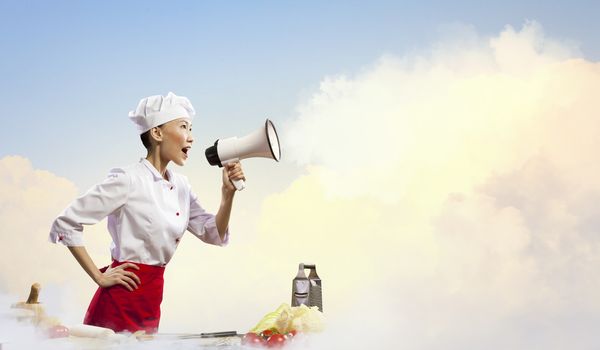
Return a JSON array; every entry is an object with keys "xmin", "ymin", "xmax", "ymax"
[
  {"xmin": 223, "ymin": 158, "xmax": 245, "ymax": 191},
  {"xmin": 232, "ymin": 179, "xmax": 245, "ymax": 191}
]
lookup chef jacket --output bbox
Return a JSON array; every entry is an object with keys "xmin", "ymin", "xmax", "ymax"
[{"xmin": 49, "ymin": 158, "xmax": 229, "ymax": 266}]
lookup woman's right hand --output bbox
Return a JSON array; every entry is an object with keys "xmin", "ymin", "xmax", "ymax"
[{"xmin": 95, "ymin": 263, "xmax": 141, "ymax": 291}]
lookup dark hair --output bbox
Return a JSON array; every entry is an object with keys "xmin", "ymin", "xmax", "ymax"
[
  {"xmin": 140, "ymin": 131, "xmax": 152, "ymax": 150},
  {"xmin": 140, "ymin": 124, "xmax": 165, "ymax": 151}
]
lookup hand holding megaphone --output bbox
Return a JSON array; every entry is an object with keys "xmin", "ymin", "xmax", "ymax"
[
  {"xmin": 205, "ymin": 119, "xmax": 281, "ymax": 191},
  {"xmin": 222, "ymin": 160, "xmax": 246, "ymax": 191}
]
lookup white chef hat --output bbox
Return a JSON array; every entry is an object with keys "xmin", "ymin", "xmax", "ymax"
[{"xmin": 128, "ymin": 92, "xmax": 196, "ymax": 134}]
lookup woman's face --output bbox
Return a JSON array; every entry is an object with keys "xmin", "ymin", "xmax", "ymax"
[{"xmin": 158, "ymin": 118, "xmax": 194, "ymax": 166}]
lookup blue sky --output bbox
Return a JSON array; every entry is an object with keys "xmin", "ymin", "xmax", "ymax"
[{"xmin": 1, "ymin": 0, "xmax": 599, "ymax": 189}]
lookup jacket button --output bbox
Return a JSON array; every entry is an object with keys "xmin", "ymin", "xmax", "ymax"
[
  {"xmin": 176, "ymin": 212, "xmax": 180, "ymax": 216},
  {"xmin": 170, "ymin": 186, "xmax": 173, "ymax": 190}
]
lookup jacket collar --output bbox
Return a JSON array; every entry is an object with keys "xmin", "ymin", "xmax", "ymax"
[{"xmin": 140, "ymin": 158, "xmax": 174, "ymax": 183}]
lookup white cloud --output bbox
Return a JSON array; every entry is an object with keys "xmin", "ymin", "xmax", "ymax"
[
  {"xmin": 0, "ymin": 155, "xmax": 117, "ymax": 326},
  {"xmin": 265, "ymin": 21, "xmax": 600, "ymax": 348}
]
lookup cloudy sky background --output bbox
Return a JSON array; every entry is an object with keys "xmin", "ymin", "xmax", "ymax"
[{"xmin": 1, "ymin": 1, "xmax": 600, "ymax": 349}]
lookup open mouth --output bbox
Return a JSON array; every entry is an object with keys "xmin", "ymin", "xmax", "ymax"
[{"xmin": 181, "ymin": 147, "xmax": 191, "ymax": 158}]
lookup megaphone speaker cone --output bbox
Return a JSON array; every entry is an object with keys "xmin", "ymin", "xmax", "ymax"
[{"xmin": 266, "ymin": 119, "xmax": 281, "ymax": 162}]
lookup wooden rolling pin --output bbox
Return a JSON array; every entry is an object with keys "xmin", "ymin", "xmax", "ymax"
[
  {"xmin": 12, "ymin": 283, "xmax": 45, "ymax": 316},
  {"xmin": 9, "ymin": 283, "xmax": 65, "ymax": 332}
]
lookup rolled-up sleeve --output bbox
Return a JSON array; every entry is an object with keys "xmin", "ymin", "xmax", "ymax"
[
  {"xmin": 186, "ymin": 182, "xmax": 229, "ymax": 247},
  {"xmin": 48, "ymin": 168, "xmax": 130, "ymax": 246}
]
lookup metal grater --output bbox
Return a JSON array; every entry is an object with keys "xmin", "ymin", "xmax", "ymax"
[{"xmin": 291, "ymin": 263, "xmax": 323, "ymax": 312}]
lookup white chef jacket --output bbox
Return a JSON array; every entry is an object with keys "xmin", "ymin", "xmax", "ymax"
[{"xmin": 48, "ymin": 158, "xmax": 229, "ymax": 266}]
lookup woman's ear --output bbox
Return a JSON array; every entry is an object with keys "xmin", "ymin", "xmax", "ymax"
[{"xmin": 150, "ymin": 126, "xmax": 163, "ymax": 143}]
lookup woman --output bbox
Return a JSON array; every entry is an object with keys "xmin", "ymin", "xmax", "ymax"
[{"xmin": 48, "ymin": 92, "xmax": 245, "ymax": 334}]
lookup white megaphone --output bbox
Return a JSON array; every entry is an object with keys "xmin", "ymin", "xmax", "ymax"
[{"xmin": 204, "ymin": 119, "xmax": 281, "ymax": 191}]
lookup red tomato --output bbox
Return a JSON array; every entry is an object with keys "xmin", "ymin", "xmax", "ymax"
[
  {"xmin": 266, "ymin": 333, "xmax": 287, "ymax": 348},
  {"xmin": 284, "ymin": 330, "xmax": 297, "ymax": 340},
  {"xmin": 262, "ymin": 329, "xmax": 274, "ymax": 338},
  {"xmin": 47, "ymin": 325, "xmax": 69, "ymax": 338},
  {"xmin": 242, "ymin": 332, "xmax": 267, "ymax": 347}
]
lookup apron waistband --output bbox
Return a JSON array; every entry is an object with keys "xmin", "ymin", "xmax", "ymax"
[{"xmin": 110, "ymin": 260, "xmax": 165, "ymax": 276}]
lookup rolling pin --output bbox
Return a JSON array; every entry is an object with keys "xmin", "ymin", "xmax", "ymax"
[{"xmin": 11, "ymin": 283, "xmax": 45, "ymax": 323}]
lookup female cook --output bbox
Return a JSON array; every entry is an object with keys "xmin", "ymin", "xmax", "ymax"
[{"xmin": 48, "ymin": 92, "xmax": 245, "ymax": 334}]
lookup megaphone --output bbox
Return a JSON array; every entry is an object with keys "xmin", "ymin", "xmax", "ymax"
[{"xmin": 204, "ymin": 119, "xmax": 281, "ymax": 191}]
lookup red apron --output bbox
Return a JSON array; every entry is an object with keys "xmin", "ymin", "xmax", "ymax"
[{"xmin": 83, "ymin": 260, "xmax": 165, "ymax": 334}]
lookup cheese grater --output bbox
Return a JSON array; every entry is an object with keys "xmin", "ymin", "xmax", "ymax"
[{"xmin": 291, "ymin": 263, "xmax": 323, "ymax": 312}]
